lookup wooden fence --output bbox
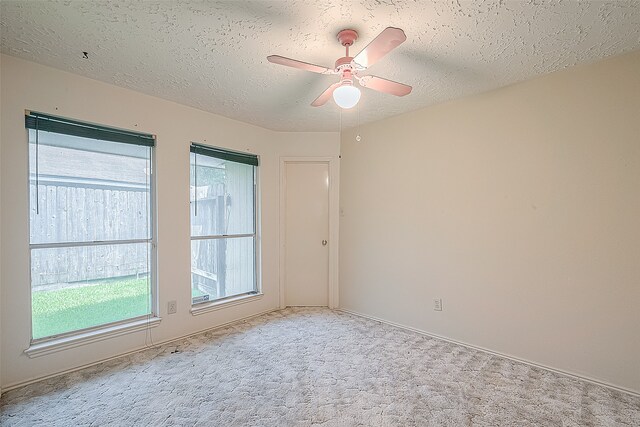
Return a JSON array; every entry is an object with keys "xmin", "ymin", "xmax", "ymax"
[
  {"xmin": 190, "ymin": 162, "xmax": 255, "ymax": 299},
  {"xmin": 30, "ymin": 162, "xmax": 255, "ymax": 298},
  {"xmin": 30, "ymin": 181, "xmax": 150, "ymax": 288}
]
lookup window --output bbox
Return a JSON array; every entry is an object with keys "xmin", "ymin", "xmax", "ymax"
[
  {"xmin": 190, "ymin": 144, "xmax": 258, "ymax": 305},
  {"xmin": 26, "ymin": 112, "xmax": 155, "ymax": 341}
]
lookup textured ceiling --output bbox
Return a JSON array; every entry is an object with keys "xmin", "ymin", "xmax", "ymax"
[{"xmin": 1, "ymin": 1, "xmax": 640, "ymax": 132}]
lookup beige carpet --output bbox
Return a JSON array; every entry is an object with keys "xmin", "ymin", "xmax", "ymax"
[{"xmin": 1, "ymin": 308, "xmax": 639, "ymax": 426}]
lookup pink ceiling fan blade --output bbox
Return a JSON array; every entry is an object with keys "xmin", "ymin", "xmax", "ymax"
[
  {"xmin": 352, "ymin": 27, "xmax": 407, "ymax": 69},
  {"xmin": 267, "ymin": 55, "xmax": 335, "ymax": 74},
  {"xmin": 358, "ymin": 75, "xmax": 412, "ymax": 96},
  {"xmin": 311, "ymin": 82, "xmax": 342, "ymax": 106}
]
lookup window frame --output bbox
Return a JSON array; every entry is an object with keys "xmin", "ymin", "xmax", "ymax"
[
  {"xmin": 189, "ymin": 143, "xmax": 259, "ymax": 306},
  {"xmin": 26, "ymin": 112, "xmax": 157, "ymax": 344}
]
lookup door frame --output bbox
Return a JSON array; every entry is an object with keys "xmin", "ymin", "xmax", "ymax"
[{"xmin": 279, "ymin": 157, "xmax": 339, "ymax": 309}]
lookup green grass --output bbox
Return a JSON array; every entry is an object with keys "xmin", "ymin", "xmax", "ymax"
[
  {"xmin": 192, "ymin": 286, "xmax": 206, "ymax": 298},
  {"xmin": 32, "ymin": 277, "xmax": 151, "ymax": 340}
]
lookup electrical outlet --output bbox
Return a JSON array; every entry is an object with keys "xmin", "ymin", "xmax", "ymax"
[
  {"xmin": 167, "ymin": 300, "xmax": 177, "ymax": 315},
  {"xmin": 434, "ymin": 298, "xmax": 442, "ymax": 311}
]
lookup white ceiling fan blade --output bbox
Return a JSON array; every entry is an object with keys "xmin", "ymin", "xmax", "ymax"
[
  {"xmin": 352, "ymin": 27, "xmax": 407, "ymax": 69},
  {"xmin": 311, "ymin": 82, "xmax": 342, "ymax": 107},
  {"xmin": 359, "ymin": 75, "xmax": 412, "ymax": 96},
  {"xmin": 267, "ymin": 55, "xmax": 334, "ymax": 74}
]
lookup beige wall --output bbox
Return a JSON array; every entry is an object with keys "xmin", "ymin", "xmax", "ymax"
[
  {"xmin": 0, "ymin": 54, "xmax": 339, "ymax": 389},
  {"xmin": 0, "ymin": 54, "xmax": 3, "ymax": 398},
  {"xmin": 339, "ymin": 50, "xmax": 640, "ymax": 393}
]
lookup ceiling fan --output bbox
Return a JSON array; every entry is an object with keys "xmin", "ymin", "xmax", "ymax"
[{"xmin": 267, "ymin": 27, "xmax": 412, "ymax": 109}]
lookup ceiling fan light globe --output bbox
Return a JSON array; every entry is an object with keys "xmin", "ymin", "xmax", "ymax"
[{"xmin": 333, "ymin": 85, "xmax": 361, "ymax": 109}]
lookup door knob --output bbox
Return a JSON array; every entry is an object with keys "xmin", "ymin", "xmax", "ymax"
[{"xmin": 322, "ymin": 240, "xmax": 328, "ymax": 246}]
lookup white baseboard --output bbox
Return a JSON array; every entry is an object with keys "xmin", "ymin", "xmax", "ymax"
[
  {"xmin": 4, "ymin": 306, "xmax": 637, "ymax": 398},
  {"xmin": 338, "ymin": 308, "xmax": 640, "ymax": 398},
  {"xmin": 1, "ymin": 307, "xmax": 280, "ymax": 393}
]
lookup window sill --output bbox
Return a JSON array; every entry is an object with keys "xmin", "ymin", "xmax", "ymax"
[
  {"xmin": 25, "ymin": 316, "xmax": 162, "ymax": 358},
  {"xmin": 191, "ymin": 292, "xmax": 263, "ymax": 316}
]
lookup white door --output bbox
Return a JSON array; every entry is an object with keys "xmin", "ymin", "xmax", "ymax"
[{"xmin": 284, "ymin": 162, "xmax": 329, "ymax": 306}]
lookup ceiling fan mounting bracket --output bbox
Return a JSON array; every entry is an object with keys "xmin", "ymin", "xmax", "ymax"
[{"xmin": 337, "ymin": 29, "xmax": 358, "ymax": 47}]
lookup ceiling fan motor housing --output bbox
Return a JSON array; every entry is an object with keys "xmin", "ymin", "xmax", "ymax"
[{"xmin": 335, "ymin": 56, "xmax": 354, "ymax": 70}]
